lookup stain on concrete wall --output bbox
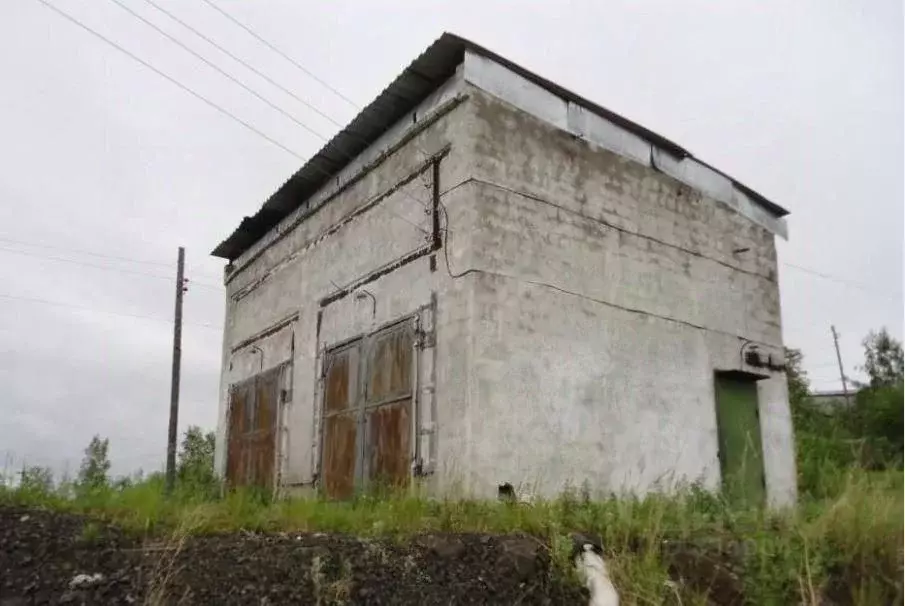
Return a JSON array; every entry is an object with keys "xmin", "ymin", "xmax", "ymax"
[
  {"xmin": 453, "ymin": 86, "xmax": 795, "ymax": 505},
  {"xmin": 215, "ymin": 72, "xmax": 482, "ymax": 494},
  {"xmin": 215, "ymin": 65, "xmax": 796, "ymax": 506}
]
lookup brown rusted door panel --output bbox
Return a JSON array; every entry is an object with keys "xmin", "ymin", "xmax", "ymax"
[
  {"xmin": 256, "ymin": 372, "xmax": 275, "ymax": 432},
  {"xmin": 252, "ymin": 368, "xmax": 279, "ymax": 490},
  {"xmin": 225, "ymin": 364, "xmax": 285, "ymax": 491},
  {"xmin": 321, "ymin": 343, "xmax": 361, "ymax": 499},
  {"xmin": 365, "ymin": 401, "xmax": 411, "ymax": 491},
  {"xmin": 226, "ymin": 381, "xmax": 252, "ymax": 489},
  {"xmin": 322, "ymin": 412, "xmax": 358, "ymax": 499},
  {"xmin": 367, "ymin": 328, "xmax": 413, "ymax": 403},
  {"xmin": 324, "ymin": 347, "xmax": 357, "ymax": 413}
]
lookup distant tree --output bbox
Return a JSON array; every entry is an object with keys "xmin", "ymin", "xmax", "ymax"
[
  {"xmin": 861, "ymin": 328, "xmax": 904, "ymax": 388},
  {"xmin": 112, "ymin": 475, "xmax": 133, "ymax": 491},
  {"xmin": 785, "ymin": 347, "xmax": 810, "ymax": 409},
  {"xmin": 177, "ymin": 426, "xmax": 217, "ymax": 496},
  {"xmin": 19, "ymin": 466, "xmax": 54, "ymax": 494},
  {"xmin": 848, "ymin": 328, "xmax": 905, "ymax": 467},
  {"xmin": 56, "ymin": 470, "xmax": 74, "ymax": 499},
  {"xmin": 76, "ymin": 435, "xmax": 110, "ymax": 493}
]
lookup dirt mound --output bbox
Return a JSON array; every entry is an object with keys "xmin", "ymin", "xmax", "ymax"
[{"xmin": 0, "ymin": 505, "xmax": 586, "ymax": 605}]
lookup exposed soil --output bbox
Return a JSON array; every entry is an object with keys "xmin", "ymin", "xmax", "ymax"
[{"xmin": 0, "ymin": 505, "xmax": 588, "ymax": 605}]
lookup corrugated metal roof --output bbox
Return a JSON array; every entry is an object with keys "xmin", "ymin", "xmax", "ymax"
[{"xmin": 212, "ymin": 32, "xmax": 789, "ymax": 261}]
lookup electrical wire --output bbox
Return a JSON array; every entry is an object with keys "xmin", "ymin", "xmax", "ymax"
[
  {"xmin": 37, "ymin": 1, "xmax": 893, "ymax": 309},
  {"xmin": 0, "ymin": 236, "xmax": 222, "ymax": 281},
  {"xmin": 104, "ymin": 0, "xmax": 330, "ymax": 142},
  {"xmin": 33, "ymin": 0, "xmax": 306, "ymax": 160},
  {"xmin": 136, "ymin": 0, "xmax": 346, "ymax": 129},
  {"xmin": 105, "ymin": 0, "xmax": 432, "ymax": 233},
  {"xmin": 0, "ymin": 246, "xmax": 223, "ymax": 290},
  {"xmin": 0, "ymin": 236, "xmax": 161, "ymax": 268},
  {"xmin": 140, "ymin": 0, "xmax": 437, "ymax": 173},
  {"xmin": 189, "ymin": 0, "xmax": 438, "ymax": 188},
  {"xmin": 29, "ymin": 1, "xmax": 430, "ymax": 314},
  {"xmin": 0, "ymin": 292, "xmax": 222, "ymax": 330},
  {"xmin": 196, "ymin": 0, "xmax": 359, "ymax": 109},
  {"xmin": 782, "ymin": 262, "xmax": 898, "ymax": 300},
  {"xmin": 33, "ymin": 0, "xmax": 427, "ymax": 250},
  {"xmin": 138, "ymin": 0, "xmax": 435, "ymax": 188}
]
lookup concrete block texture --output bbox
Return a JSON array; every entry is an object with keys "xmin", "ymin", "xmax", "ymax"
[{"xmin": 215, "ymin": 72, "xmax": 797, "ymax": 507}]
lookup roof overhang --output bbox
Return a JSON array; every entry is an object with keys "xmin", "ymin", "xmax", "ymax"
[{"xmin": 212, "ymin": 32, "xmax": 789, "ymax": 261}]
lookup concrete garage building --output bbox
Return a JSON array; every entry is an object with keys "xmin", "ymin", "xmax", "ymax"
[{"xmin": 212, "ymin": 33, "xmax": 797, "ymax": 507}]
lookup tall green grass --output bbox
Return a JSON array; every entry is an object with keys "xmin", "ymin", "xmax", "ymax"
[
  {"xmin": 2, "ymin": 468, "xmax": 901, "ymax": 605},
  {"xmin": 2, "ymin": 385, "xmax": 902, "ymax": 604}
]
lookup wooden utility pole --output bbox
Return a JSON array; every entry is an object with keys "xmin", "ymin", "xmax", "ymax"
[
  {"xmin": 831, "ymin": 325, "xmax": 851, "ymax": 407},
  {"xmin": 165, "ymin": 247, "xmax": 186, "ymax": 495}
]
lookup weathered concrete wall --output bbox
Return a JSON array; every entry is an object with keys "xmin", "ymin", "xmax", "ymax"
[
  {"xmin": 452, "ymin": 86, "xmax": 796, "ymax": 505},
  {"xmin": 214, "ymin": 71, "xmax": 482, "ymax": 493},
  {"xmin": 215, "ymin": 55, "xmax": 797, "ymax": 506}
]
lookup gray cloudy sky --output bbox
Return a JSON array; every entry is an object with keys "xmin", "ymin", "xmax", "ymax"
[{"xmin": 1, "ymin": 0, "xmax": 901, "ymax": 479}]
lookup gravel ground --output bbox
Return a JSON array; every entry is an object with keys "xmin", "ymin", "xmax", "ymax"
[{"xmin": 0, "ymin": 505, "xmax": 588, "ymax": 605}]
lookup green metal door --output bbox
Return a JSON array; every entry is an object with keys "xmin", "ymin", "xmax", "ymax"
[{"xmin": 714, "ymin": 373, "xmax": 766, "ymax": 506}]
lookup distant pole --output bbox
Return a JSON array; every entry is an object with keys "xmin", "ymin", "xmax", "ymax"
[
  {"xmin": 831, "ymin": 325, "xmax": 851, "ymax": 407},
  {"xmin": 165, "ymin": 246, "xmax": 186, "ymax": 495}
]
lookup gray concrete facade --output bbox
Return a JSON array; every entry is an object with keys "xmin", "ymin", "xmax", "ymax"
[{"xmin": 214, "ymin": 40, "xmax": 797, "ymax": 507}]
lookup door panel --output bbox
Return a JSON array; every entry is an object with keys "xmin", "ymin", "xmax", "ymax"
[
  {"xmin": 714, "ymin": 374, "xmax": 766, "ymax": 506},
  {"xmin": 325, "ymin": 347, "xmax": 357, "ymax": 413},
  {"xmin": 363, "ymin": 323, "xmax": 413, "ymax": 493},
  {"xmin": 225, "ymin": 363, "xmax": 287, "ymax": 492},
  {"xmin": 252, "ymin": 368, "xmax": 279, "ymax": 488},
  {"xmin": 367, "ymin": 328, "xmax": 413, "ymax": 403},
  {"xmin": 365, "ymin": 401, "xmax": 411, "ymax": 492},
  {"xmin": 321, "ymin": 343, "xmax": 360, "ymax": 499},
  {"xmin": 322, "ymin": 412, "xmax": 358, "ymax": 499},
  {"xmin": 226, "ymin": 380, "xmax": 252, "ymax": 490}
]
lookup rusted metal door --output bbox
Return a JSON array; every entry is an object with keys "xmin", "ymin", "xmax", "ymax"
[
  {"xmin": 320, "ymin": 319, "xmax": 416, "ymax": 498},
  {"xmin": 225, "ymin": 378, "xmax": 253, "ymax": 491},
  {"xmin": 321, "ymin": 344, "xmax": 360, "ymax": 500},
  {"xmin": 363, "ymin": 325, "xmax": 413, "ymax": 492},
  {"xmin": 225, "ymin": 363, "xmax": 287, "ymax": 491}
]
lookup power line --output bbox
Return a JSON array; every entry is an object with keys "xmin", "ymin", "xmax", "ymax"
[
  {"xmin": 40, "ymin": 1, "xmax": 893, "ymax": 297},
  {"xmin": 0, "ymin": 235, "xmax": 168, "ymax": 269},
  {"xmin": 782, "ymin": 262, "xmax": 899, "ymax": 300},
  {"xmin": 0, "ymin": 292, "xmax": 222, "ymax": 330},
  {"xmin": 140, "ymin": 0, "xmax": 438, "ymax": 182},
  {"xmin": 105, "ymin": 0, "xmax": 432, "ymax": 234},
  {"xmin": 137, "ymin": 0, "xmax": 430, "ymax": 164},
  {"xmin": 105, "ymin": 0, "xmax": 330, "ymax": 143},
  {"xmin": 36, "ymin": 0, "xmax": 430, "ymax": 237},
  {"xmin": 0, "ymin": 237, "xmax": 222, "ymax": 282},
  {"xmin": 136, "ymin": 0, "xmax": 345, "ymax": 129},
  {"xmin": 33, "ymin": 0, "xmax": 306, "ymax": 160},
  {"xmin": 0, "ymin": 245, "xmax": 170, "ymax": 281},
  {"xmin": 197, "ymin": 0, "xmax": 359, "ymax": 109},
  {"xmin": 186, "ymin": 0, "xmax": 435, "ymax": 172},
  {"xmin": 0, "ymin": 245, "xmax": 223, "ymax": 291}
]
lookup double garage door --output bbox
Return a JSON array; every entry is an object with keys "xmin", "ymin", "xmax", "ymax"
[{"xmin": 321, "ymin": 320, "xmax": 415, "ymax": 499}]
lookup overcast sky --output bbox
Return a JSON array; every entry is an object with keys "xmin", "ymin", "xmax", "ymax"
[{"xmin": 1, "ymin": 0, "xmax": 901, "ymax": 479}]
